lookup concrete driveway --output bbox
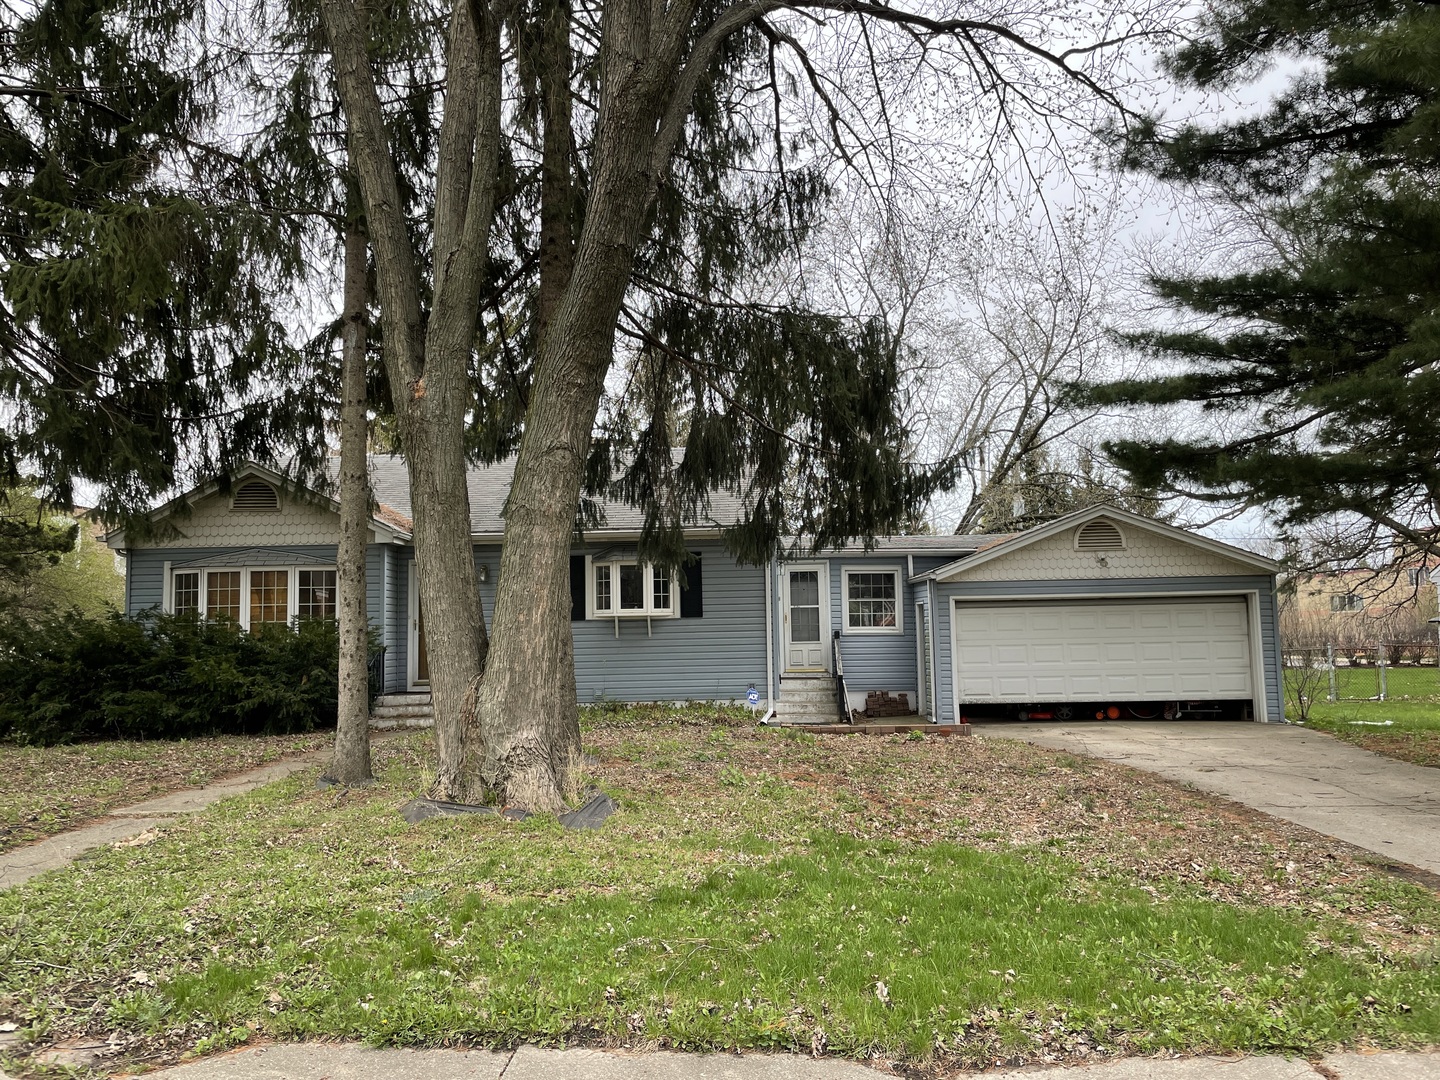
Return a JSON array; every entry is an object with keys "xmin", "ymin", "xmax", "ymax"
[{"xmin": 974, "ymin": 721, "xmax": 1440, "ymax": 876}]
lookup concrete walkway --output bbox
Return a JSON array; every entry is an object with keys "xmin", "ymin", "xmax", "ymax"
[
  {"xmin": 116, "ymin": 1044, "xmax": 1439, "ymax": 1080},
  {"xmin": 0, "ymin": 755, "xmax": 321, "ymax": 890},
  {"xmin": 975, "ymin": 721, "xmax": 1440, "ymax": 875}
]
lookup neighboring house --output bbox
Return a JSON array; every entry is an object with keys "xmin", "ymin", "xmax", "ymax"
[
  {"xmin": 106, "ymin": 458, "xmax": 1285, "ymax": 724},
  {"xmin": 1285, "ymin": 559, "xmax": 1438, "ymax": 649}
]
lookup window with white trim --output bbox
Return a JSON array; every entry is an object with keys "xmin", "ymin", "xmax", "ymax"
[
  {"xmin": 589, "ymin": 557, "xmax": 674, "ymax": 618},
  {"xmin": 843, "ymin": 568, "xmax": 902, "ymax": 633},
  {"xmin": 173, "ymin": 571, "xmax": 201, "ymax": 617},
  {"xmin": 169, "ymin": 566, "xmax": 336, "ymax": 629},
  {"xmin": 297, "ymin": 569, "xmax": 337, "ymax": 620}
]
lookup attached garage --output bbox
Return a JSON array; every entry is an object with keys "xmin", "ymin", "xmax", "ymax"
[
  {"xmin": 917, "ymin": 506, "xmax": 1284, "ymax": 724},
  {"xmin": 954, "ymin": 596, "xmax": 1257, "ymax": 706}
]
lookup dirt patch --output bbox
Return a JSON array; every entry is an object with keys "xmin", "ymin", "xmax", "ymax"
[{"xmin": 1332, "ymin": 731, "xmax": 1440, "ymax": 769}]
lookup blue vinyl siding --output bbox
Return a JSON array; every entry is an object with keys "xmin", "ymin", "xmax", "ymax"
[
  {"xmin": 572, "ymin": 543, "xmax": 766, "ymax": 702},
  {"xmin": 390, "ymin": 548, "xmax": 411, "ymax": 692},
  {"xmin": 386, "ymin": 541, "xmax": 768, "ymax": 703},
  {"xmin": 933, "ymin": 575, "xmax": 1283, "ymax": 723},
  {"xmin": 828, "ymin": 557, "xmax": 919, "ymax": 703}
]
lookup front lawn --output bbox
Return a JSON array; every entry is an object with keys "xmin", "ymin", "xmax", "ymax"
[
  {"xmin": 1295, "ymin": 698, "xmax": 1440, "ymax": 769},
  {"xmin": 0, "ymin": 733, "xmax": 331, "ymax": 852},
  {"xmin": 1, "ymin": 706, "xmax": 1437, "ymax": 1075}
]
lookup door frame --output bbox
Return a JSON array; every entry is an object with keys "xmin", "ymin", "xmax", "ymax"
[
  {"xmin": 407, "ymin": 560, "xmax": 429, "ymax": 691},
  {"xmin": 781, "ymin": 561, "xmax": 831, "ymax": 673}
]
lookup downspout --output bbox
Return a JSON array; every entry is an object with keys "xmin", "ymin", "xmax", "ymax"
[{"xmin": 761, "ymin": 558, "xmax": 776, "ymax": 724}]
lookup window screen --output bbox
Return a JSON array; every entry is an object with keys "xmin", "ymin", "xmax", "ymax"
[{"xmin": 173, "ymin": 572, "xmax": 200, "ymax": 617}]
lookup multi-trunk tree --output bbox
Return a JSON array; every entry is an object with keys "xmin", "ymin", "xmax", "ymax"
[
  {"xmin": 1078, "ymin": 0, "xmax": 1440, "ymax": 558},
  {"xmin": 317, "ymin": 0, "xmax": 1161, "ymax": 807}
]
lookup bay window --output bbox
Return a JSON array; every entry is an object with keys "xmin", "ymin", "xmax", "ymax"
[{"xmin": 589, "ymin": 556, "xmax": 674, "ymax": 618}]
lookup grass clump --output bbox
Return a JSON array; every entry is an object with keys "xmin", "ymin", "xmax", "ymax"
[
  {"xmin": 0, "ymin": 715, "xmax": 1437, "ymax": 1073},
  {"xmin": 1298, "ymin": 697, "xmax": 1440, "ymax": 768}
]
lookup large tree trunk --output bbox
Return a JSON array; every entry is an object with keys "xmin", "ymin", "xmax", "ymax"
[
  {"xmin": 402, "ymin": 400, "xmax": 487, "ymax": 800},
  {"xmin": 319, "ymin": 0, "xmax": 501, "ymax": 803},
  {"xmin": 325, "ymin": 225, "xmax": 375, "ymax": 787},
  {"xmin": 473, "ymin": 2, "xmax": 680, "ymax": 809}
]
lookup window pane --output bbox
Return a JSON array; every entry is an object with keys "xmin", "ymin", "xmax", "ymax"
[
  {"xmin": 652, "ymin": 566, "xmax": 670, "ymax": 611},
  {"xmin": 206, "ymin": 571, "xmax": 242, "ymax": 622},
  {"xmin": 298, "ymin": 569, "xmax": 337, "ymax": 620},
  {"xmin": 789, "ymin": 571, "xmax": 818, "ymax": 607},
  {"xmin": 847, "ymin": 572, "xmax": 897, "ymax": 628},
  {"xmin": 250, "ymin": 569, "xmax": 289, "ymax": 625},
  {"xmin": 173, "ymin": 572, "xmax": 200, "ymax": 617},
  {"xmin": 619, "ymin": 563, "xmax": 644, "ymax": 609},
  {"xmin": 791, "ymin": 606, "xmax": 821, "ymax": 643},
  {"xmin": 594, "ymin": 564, "xmax": 611, "ymax": 611}
]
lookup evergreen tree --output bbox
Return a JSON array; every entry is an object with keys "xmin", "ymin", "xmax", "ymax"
[
  {"xmin": 0, "ymin": 0, "xmax": 329, "ymax": 522},
  {"xmin": 0, "ymin": 483, "xmax": 123, "ymax": 619},
  {"xmin": 1076, "ymin": 0, "xmax": 1440, "ymax": 554},
  {"xmin": 0, "ymin": 481, "xmax": 79, "ymax": 605}
]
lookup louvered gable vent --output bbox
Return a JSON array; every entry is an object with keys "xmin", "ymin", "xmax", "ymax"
[
  {"xmin": 1075, "ymin": 518, "xmax": 1124, "ymax": 551},
  {"xmin": 231, "ymin": 480, "xmax": 279, "ymax": 513}
]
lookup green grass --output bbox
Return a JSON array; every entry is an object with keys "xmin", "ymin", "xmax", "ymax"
[
  {"xmin": 1, "ymin": 717, "xmax": 1438, "ymax": 1072},
  {"xmin": 0, "ymin": 733, "xmax": 330, "ymax": 851},
  {"xmin": 1284, "ymin": 668, "xmax": 1440, "ymax": 767}
]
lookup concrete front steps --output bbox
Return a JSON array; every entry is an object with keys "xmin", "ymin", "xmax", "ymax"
[
  {"xmin": 371, "ymin": 692, "xmax": 434, "ymax": 730},
  {"xmin": 773, "ymin": 675, "xmax": 845, "ymax": 723}
]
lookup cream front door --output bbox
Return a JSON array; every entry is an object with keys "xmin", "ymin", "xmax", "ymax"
[{"xmin": 783, "ymin": 564, "xmax": 829, "ymax": 671}]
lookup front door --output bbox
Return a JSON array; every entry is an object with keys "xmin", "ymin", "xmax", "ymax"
[
  {"xmin": 783, "ymin": 564, "xmax": 829, "ymax": 671},
  {"xmin": 408, "ymin": 561, "xmax": 430, "ymax": 690}
]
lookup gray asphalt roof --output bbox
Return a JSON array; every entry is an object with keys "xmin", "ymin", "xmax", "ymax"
[
  {"xmin": 361, "ymin": 454, "xmax": 996, "ymax": 555},
  {"xmin": 365, "ymin": 454, "xmax": 751, "ymax": 534}
]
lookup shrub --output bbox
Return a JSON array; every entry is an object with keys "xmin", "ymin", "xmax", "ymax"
[{"xmin": 0, "ymin": 609, "xmax": 341, "ymax": 744}]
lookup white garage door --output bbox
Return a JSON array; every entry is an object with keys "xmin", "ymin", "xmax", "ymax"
[{"xmin": 955, "ymin": 597, "xmax": 1252, "ymax": 703}]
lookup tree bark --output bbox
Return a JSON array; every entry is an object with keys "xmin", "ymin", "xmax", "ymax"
[
  {"xmin": 325, "ymin": 224, "xmax": 375, "ymax": 786},
  {"xmin": 473, "ymin": 0, "xmax": 689, "ymax": 810},
  {"xmin": 319, "ymin": 0, "xmax": 502, "ymax": 802}
]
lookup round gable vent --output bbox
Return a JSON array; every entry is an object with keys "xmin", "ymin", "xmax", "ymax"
[
  {"xmin": 231, "ymin": 480, "xmax": 280, "ymax": 513},
  {"xmin": 1075, "ymin": 518, "xmax": 1124, "ymax": 551}
]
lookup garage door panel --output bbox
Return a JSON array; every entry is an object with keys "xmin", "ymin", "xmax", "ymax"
[
  {"xmin": 956, "ymin": 598, "xmax": 1252, "ymax": 704},
  {"xmin": 1032, "ymin": 644, "xmax": 1065, "ymax": 665},
  {"xmin": 1103, "ymin": 642, "xmax": 1138, "ymax": 663}
]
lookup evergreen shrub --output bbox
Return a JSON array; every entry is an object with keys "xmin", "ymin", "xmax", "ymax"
[{"xmin": 0, "ymin": 610, "xmax": 340, "ymax": 744}]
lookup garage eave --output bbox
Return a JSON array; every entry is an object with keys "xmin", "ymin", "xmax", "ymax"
[{"xmin": 929, "ymin": 503, "xmax": 1279, "ymax": 583}]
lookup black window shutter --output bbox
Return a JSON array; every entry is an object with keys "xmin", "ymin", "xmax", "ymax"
[
  {"xmin": 680, "ymin": 552, "xmax": 703, "ymax": 618},
  {"xmin": 569, "ymin": 555, "xmax": 586, "ymax": 620}
]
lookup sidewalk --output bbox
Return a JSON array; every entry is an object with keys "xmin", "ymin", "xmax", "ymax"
[
  {"xmin": 0, "ymin": 755, "xmax": 322, "ymax": 890},
  {"xmin": 125, "ymin": 1044, "xmax": 1438, "ymax": 1080}
]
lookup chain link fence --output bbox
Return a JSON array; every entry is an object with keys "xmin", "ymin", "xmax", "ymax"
[{"xmin": 1284, "ymin": 643, "xmax": 1439, "ymax": 716}]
